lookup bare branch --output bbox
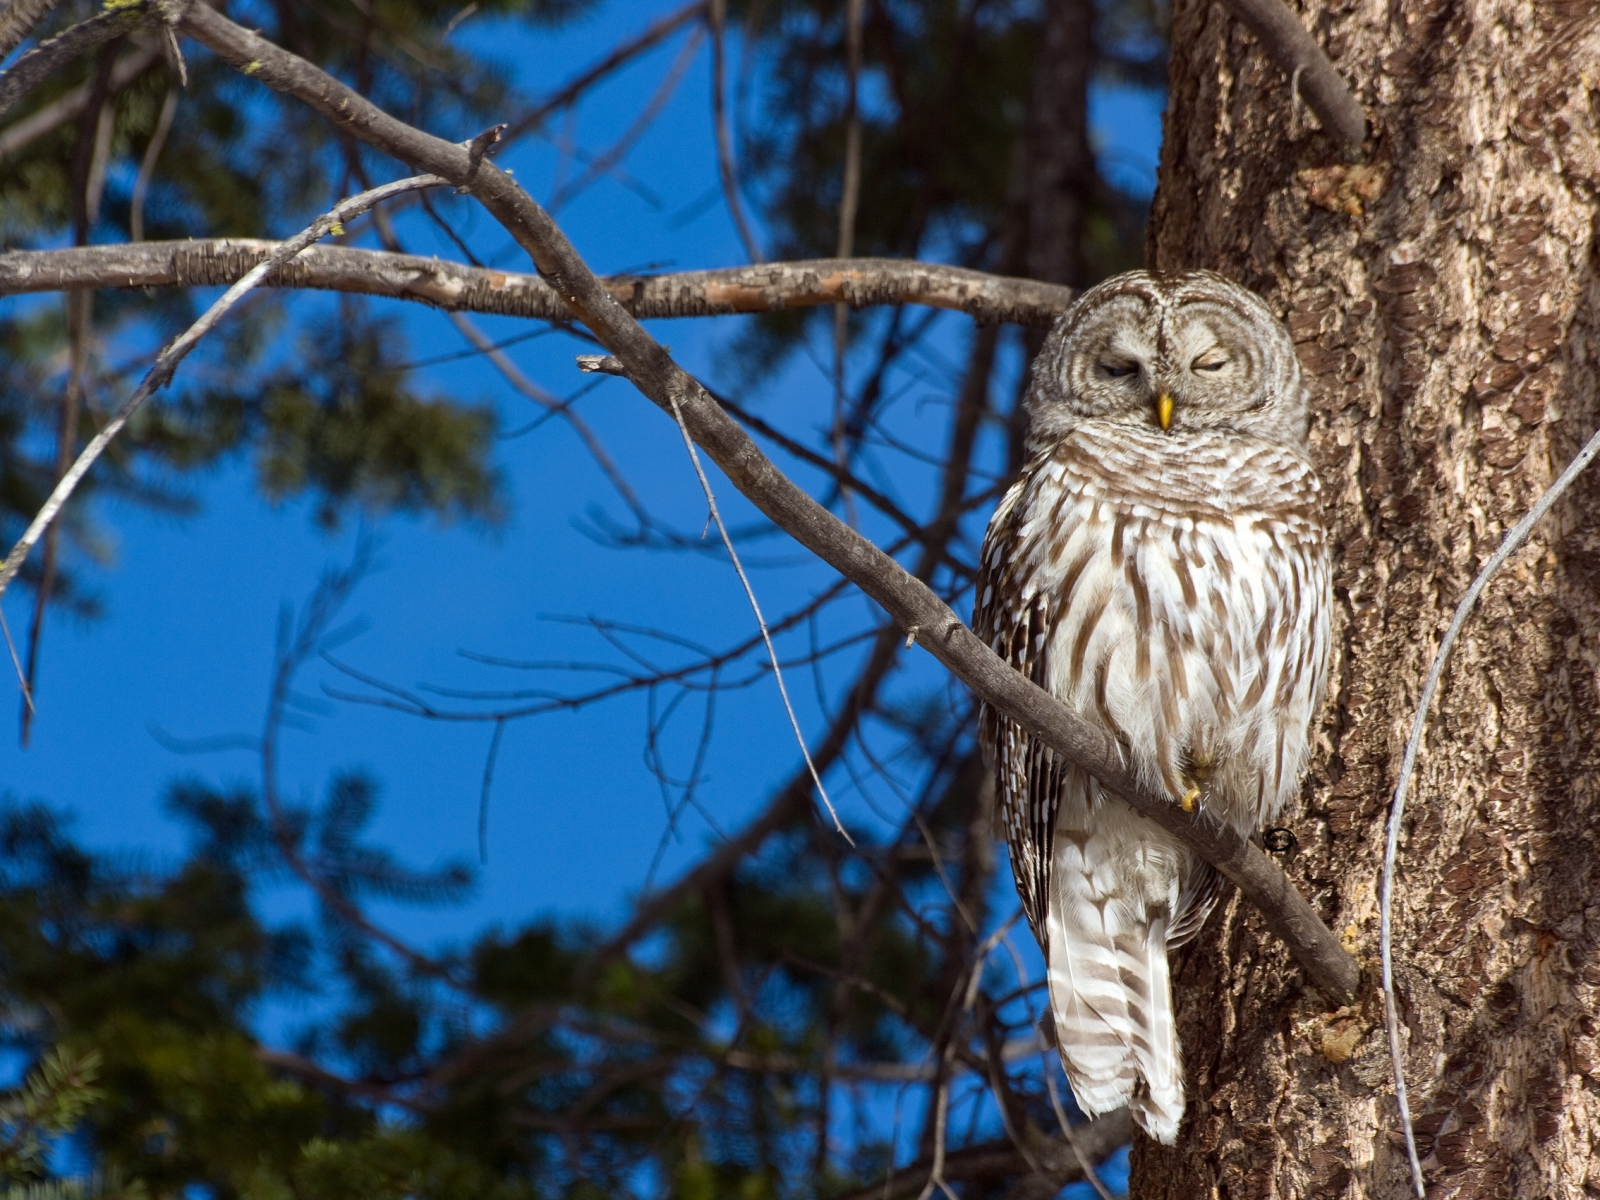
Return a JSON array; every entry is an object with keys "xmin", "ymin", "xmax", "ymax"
[
  {"xmin": 0, "ymin": 174, "xmax": 447, "ymax": 605},
  {"xmin": 498, "ymin": 0, "xmax": 705, "ymax": 146},
  {"xmin": 1215, "ymin": 0, "xmax": 1366, "ymax": 148},
  {"xmin": 453, "ymin": 311, "xmax": 647, "ymax": 521},
  {"xmin": 0, "ymin": 2, "xmax": 152, "ymax": 121},
  {"xmin": 706, "ymin": 0, "xmax": 760, "ymax": 261},
  {"xmin": 129, "ymin": 81, "xmax": 178, "ymax": 242},
  {"xmin": 256, "ymin": 1048, "xmax": 414, "ymax": 1107},
  {"xmin": 828, "ymin": 0, "xmax": 865, "ymax": 521},
  {"xmin": 174, "ymin": 0, "xmax": 1359, "ymax": 1004},
  {"xmin": 425, "ymin": 623, "xmax": 910, "ymax": 1089},
  {"xmin": 548, "ymin": 23, "xmax": 703, "ymax": 213},
  {"xmin": 0, "ymin": 241, "xmax": 1075, "ymax": 327}
]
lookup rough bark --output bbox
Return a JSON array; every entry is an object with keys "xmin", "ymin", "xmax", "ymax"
[{"xmin": 1135, "ymin": 0, "xmax": 1600, "ymax": 1196}]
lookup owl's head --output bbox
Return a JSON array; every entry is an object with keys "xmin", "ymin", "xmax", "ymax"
[{"xmin": 1025, "ymin": 270, "xmax": 1308, "ymax": 450}]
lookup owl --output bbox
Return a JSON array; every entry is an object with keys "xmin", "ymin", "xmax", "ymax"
[{"xmin": 974, "ymin": 270, "xmax": 1330, "ymax": 1144}]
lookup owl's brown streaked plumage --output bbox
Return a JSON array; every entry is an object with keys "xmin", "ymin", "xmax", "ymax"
[{"xmin": 975, "ymin": 270, "xmax": 1331, "ymax": 1143}]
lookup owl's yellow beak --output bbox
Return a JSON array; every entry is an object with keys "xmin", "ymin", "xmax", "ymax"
[{"xmin": 1157, "ymin": 393, "xmax": 1174, "ymax": 431}]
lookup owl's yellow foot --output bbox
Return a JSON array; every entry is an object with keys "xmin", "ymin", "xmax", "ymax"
[{"xmin": 1180, "ymin": 785, "xmax": 1201, "ymax": 813}]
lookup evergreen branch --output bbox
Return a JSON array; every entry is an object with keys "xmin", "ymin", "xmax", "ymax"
[
  {"xmin": 0, "ymin": 242, "xmax": 1076, "ymax": 327},
  {"xmin": 0, "ymin": 40, "xmax": 162, "ymax": 163},
  {"xmin": 0, "ymin": 1048, "xmax": 103, "ymax": 1183},
  {"xmin": 0, "ymin": 2, "xmax": 152, "ymax": 122}
]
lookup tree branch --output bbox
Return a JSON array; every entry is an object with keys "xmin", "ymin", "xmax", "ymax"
[
  {"xmin": 498, "ymin": 0, "xmax": 705, "ymax": 145},
  {"xmin": 0, "ymin": 240, "xmax": 1075, "ymax": 327},
  {"xmin": 1214, "ymin": 0, "xmax": 1366, "ymax": 148},
  {"xmin": 175, "ymin": 0, "xmax": 1360, "ymax": 1005}
]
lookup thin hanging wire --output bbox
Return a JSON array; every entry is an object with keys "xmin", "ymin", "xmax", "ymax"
[{"xmin": 1381, "ymin": 419, "xmax": 1600, "ymax": 1199}]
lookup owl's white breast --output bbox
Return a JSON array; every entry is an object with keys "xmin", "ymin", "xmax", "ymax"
[{"xmin": 994, "ymin": 421, "xmax": 1330, "ymax": 830}]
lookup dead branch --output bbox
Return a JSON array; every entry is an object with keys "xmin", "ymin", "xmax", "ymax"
[
  {"xmin": 425, "ymin": 622, "xmax": 910, "ymax": 1089},
  {"xmin": 0, "ymin": 240, "xmax": 1075, "ymax": 327},
  {"xmin": 498, "ymin": 0, "xmax": 705, "ymax": 145},
  {"xmin": 0, "ymin": 2, "xmax": 151, "ymax": 120},
  {"xmin": 174, "ymin": 0, "xmax": 1359, "ymax": 1005},
  {"xmin": 1215, "ymin": 0, "xmax": 1366, "ymax": 148},
  {"xmin": 706, "ymin": 0, "xmax": 760, "ymax": 261}
]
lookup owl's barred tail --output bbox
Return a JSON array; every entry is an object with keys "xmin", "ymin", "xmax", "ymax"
[
  {"xmin": 1045, "ymin": 906, "xmax": 1185, "ymax": 1144},
  {"xmin": 1127, "ymin": 914, "xmax": 1183, "ymax": 1142}
]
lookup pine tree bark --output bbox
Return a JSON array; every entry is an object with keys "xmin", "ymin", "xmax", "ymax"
[{"xmin": 1132, "ymin": 0, "xmax": 1600, "ymax": 1196}]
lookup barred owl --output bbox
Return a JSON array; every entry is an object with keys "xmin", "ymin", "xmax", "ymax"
[{"xmin": 974, "ymin": 270, "xmax": 1330, "ymax": 1144}]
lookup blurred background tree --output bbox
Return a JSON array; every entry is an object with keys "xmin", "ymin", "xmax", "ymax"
[{"xmin": 0, "ymin": 0, "xmax": 1166, "ymax": 1193}]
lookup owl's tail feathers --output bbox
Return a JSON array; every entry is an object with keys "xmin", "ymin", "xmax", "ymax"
[
  {"xmin": 1126, "ymin": 914, "xmax": 1183, "ymax": 1143},
  {"xmin": 1045, "ymin": 909, "xmax": 1184, "ymax": 1145}
]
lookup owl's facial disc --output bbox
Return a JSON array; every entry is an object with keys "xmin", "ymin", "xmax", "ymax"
[{"xmin": 1026, "ymin": 270, "xmax": 1309, "ymax": 451}]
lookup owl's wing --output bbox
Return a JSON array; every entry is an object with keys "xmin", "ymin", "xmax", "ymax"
[
  {"xmin": 974, "ymin": 468, "xmax": 1063, "ymax": 948},
  {"xmin": 1167, "ymin": 861, "xmax": 1227, "ymax": 948}
]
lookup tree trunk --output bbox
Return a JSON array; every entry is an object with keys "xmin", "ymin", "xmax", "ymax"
[{"xmin": 1133, "ymin": 0, "xmax": 1600, "ymax": 1196}]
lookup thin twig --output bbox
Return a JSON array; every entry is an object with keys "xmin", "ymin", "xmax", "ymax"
[
  {"xmin": 478, "ymin": 716, "xmax": 505, "ymax": 864},
  {"xmin": 23, "ymin": 47, "xmax": 114, "ymax": 743},
  {"xmin": 661, "ymin": 380, "xmax": 851, "ymax": 843},
  {"xmin": 497, "ymin": 0, "xmax": 706, "ymax": 146},
  {"xmin": 829, "ymin": 0, "xmax": 864, "ymax": 527},
  {"xmin": 1380, "ymin": 421, "xmax": 1600, "ymax": 1200},
  {"xmin": 547, "ymin": 23, "xmax": 703, "ymax": 213},
  {"xmin": 0, "ymin": 607, "xmax": 32, "ymax": 716},
  {"xmin": 0, "ymin": 173, "xmax": 446, "ymax": 604},
  {"xmin": 707, "ymin": 0, "xmax": 760, "ymax": 261},
  {"xmin": 130, "ymin": 83, "xmax": 179, "ymax": 242},
  {"xmin": 447, "ymin": 311, "xmax": 648, "ymax": 523}
]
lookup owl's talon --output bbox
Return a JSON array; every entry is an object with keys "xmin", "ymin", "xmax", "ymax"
[{"xmin": 1180, "ymin": 786, "xmax": 1201, "ymax": 813}]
